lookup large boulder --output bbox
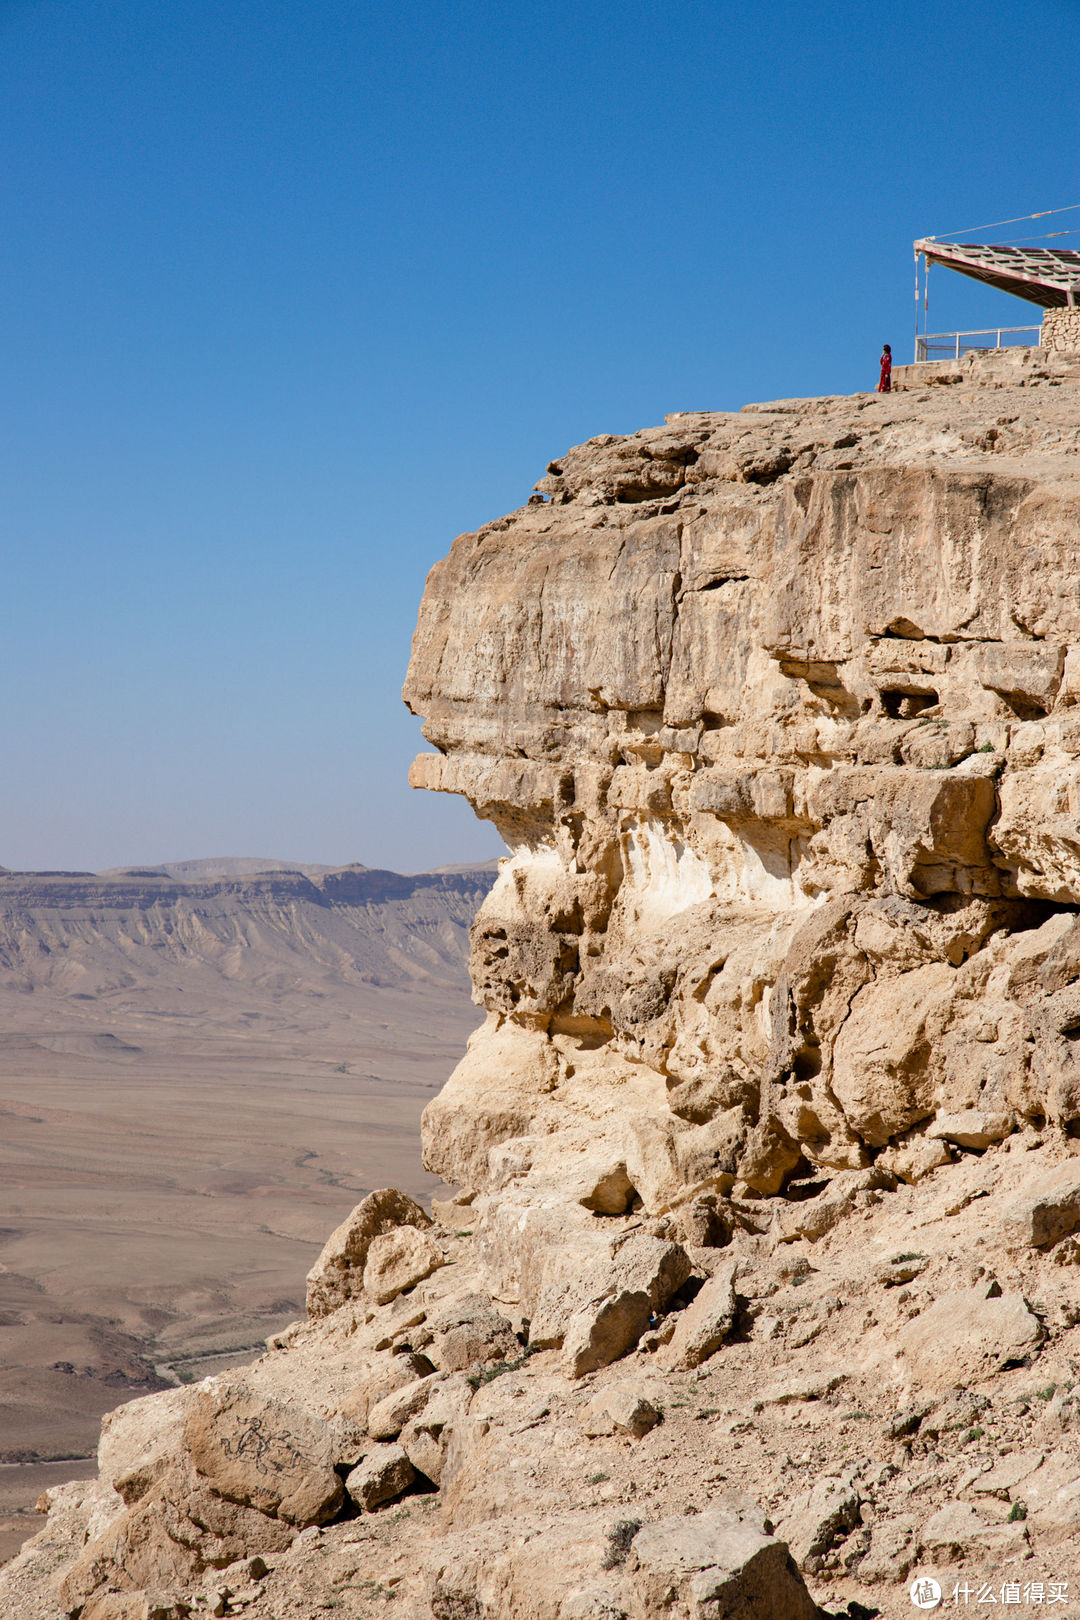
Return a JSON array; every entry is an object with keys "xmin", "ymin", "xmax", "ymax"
[
  {"xmin": 898, "ymin": 1283, "xmax": 1044, "ymax": 1390},
  {"xmin": 581, "ymin": 1384, "xmax": 661, "ymax": 1439},
  {"xmin": 919, "ymin": 1500, "xmax": 1029, "ymax": 1562},
  {"xmin": 831, "ymin": 964, "xmax": 954, "ymax": 1146},
  {"xmin": 55, "ymin": 1378, "xmax": 338, "ymax": 1613},
  {"xmin": 628, "ymin": 1504, "xmax": 821, "ymax": 1620},
  {"xmin": 363, "ymin": 1225, "xmax": 445, "ymax": 1304},
  {"xmin": 560, "ymin": 1235, "xmax": 693, "ymax": 1378},
  {"xmin": 97, "ymin": 1386, "xmax": 195, "ymax": 1507},
  {"xmin": 399, "ymin": 1375, "xmax": 474, "ymax": 1485},
  {"xmin": 337, "ymin": 1350, "xmax": 436, "ymax": 1426},
  {"xmin": 57, "ymin": 1460, "xmax": 296, "ymax": 1613},
  {"xmin": 421, "ymin": 1295, "xmax": 520, "ymax": 1371},
  {"xmin": 345, "ymin": 1444, "xmax": 415, "ymax": 1511},
  {"xmin": 534, "ymin": 1234, "xmax": 690, "ymax": 1352},
  {"xmin": 366, "ymin": 1375, "xmax": 439, "ymax": 1441},
  {"xmin": 1021, "ymin": 1448, "xmax": 1080, "ymax": 1542},
  {"xmin": 183, "ymin": 1382, "xmax": 343, "ymax": 1525},
  {"xmin": 305, "ymin": 1188, "xmax": 432, "ymax": 1317},
  {"xmin": 774, "ymin": 1473, "xmax": 861, "ymax": 1574},
  {"xmin": 661, "ymin": 1258, "xmax": 738, "ymax": 1369},
  {"xmin": 1003, "ymin": 1158, "xmax": 1080, "ymax": 1248},
  {"xmin": 927, "ymin": 1108, "xmax": 1013, "ymax": 1149},
  {"xmin": 563, "ymin": 1289, "xmax": 655, "ymax": 1379}
]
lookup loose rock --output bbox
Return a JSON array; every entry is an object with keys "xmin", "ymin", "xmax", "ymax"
[
  {"xmin": 363, "ymin": 1224, "xmax": 445, "ymax": 1304},
  {"xmin": 306, "ymin": 1187, "xmax": 433, "ymax": 1317},
  {"xmin": 345, "ymin": 1443, "xmax": 416, "ymax": 1511},
  {"xmin": 628, "ymin": 1505, "xmax": 820, "ymax": 1620}
]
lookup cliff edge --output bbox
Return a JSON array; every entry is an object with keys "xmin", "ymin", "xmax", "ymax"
[{"xmin": 5, "ymin": 346, "xmax": 1080, "ymax": 1618}]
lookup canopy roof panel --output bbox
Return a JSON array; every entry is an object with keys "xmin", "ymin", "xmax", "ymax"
[{"xmin": 914, "ymin": 239, "xmax": 1080, "ymax": 308}]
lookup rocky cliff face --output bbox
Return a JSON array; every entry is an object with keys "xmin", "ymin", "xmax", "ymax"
[
  {"xmin": 6, "ymin": 347, "xmax": 1080, "ymax": 1619},
  {"xmin": 404, "ymin": 346, "xmax": 1080, "ymax": 1230}
]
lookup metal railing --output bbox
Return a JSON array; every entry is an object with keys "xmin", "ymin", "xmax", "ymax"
[{"xmin": 914, "ymin": 326, "xmax": 1040, "ymax": 362}]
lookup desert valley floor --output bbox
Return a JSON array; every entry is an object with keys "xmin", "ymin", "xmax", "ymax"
[{"xmin": 0, "ymin": 859, "xmax": 491, "ymax": 1561}]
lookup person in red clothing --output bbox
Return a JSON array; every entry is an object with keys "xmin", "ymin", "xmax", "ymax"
[{"xmin": 878, "ymin": 343, "xmax": 892, "ymax": 393}]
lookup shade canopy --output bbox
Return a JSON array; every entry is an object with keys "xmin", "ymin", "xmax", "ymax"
[{"xmin": 914, "ymin": 239, "xmax": 1080, "ymax": 308}]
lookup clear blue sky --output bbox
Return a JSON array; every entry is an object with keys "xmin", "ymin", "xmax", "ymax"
[{"xmin": 2, "ymin": 0, "xmax": 1076, "ymax": 873}]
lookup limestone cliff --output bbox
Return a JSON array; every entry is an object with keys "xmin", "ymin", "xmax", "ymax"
[
  {"xmin": 5, "ymin": 348, "xmax": 1080, "ymax": 1620},
  {"xmin": 405, "ymin": 345, "xmax": 1080, "ymax": 1233}
]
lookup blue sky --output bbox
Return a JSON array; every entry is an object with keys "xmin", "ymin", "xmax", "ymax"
[{"xmin": 2, "ymin": 0, "xmax": 1077, "ymax": 872}]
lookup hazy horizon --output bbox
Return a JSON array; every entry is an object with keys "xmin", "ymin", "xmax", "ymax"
[{"xmin": 0, "ymin": 850, "xmax": 505, "ymax": 878}]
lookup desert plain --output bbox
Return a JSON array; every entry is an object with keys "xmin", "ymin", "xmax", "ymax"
[{"xmin": 0, "ymin": 858, "xmax": 490, "ymax": 1560}]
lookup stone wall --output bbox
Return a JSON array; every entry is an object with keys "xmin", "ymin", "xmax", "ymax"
[{"xmin": 1040, "ymin": 305, "xmax": 1080, "ymax": 352}]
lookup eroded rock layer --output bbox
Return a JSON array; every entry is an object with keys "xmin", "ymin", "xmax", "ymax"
[{"xmin": 404, "ymin": 345, "xmax": 1080, "ymax": 1239}]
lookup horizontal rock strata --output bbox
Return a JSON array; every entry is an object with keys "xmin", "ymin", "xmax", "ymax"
[{"xmin": 404, "ymin": 345, "xmax": 1080, "ymax": 1237}]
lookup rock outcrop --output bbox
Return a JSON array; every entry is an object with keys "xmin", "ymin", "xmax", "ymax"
[
  {"xmin": 305, "ymin": 1188, "xmax": 436, "ymax": 1317},
  {"xmin": 6, "ymin": 347, "xmax": 1080, "ymax": 1617},
  {"xmin": 406, "ymin": 347, "xmax": 1080, "ymax": 1230}
]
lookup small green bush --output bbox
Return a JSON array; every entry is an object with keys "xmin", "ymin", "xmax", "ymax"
[
  {"xmin": 602, "ymin": 1519, "xmax": 642, "ymax": 1570},
  {"xmin": 466, "ymin": 1346, "xmax": 539, "ymax": 1390}
]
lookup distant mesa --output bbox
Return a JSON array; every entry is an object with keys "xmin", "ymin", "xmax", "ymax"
[
  {"xmin": 0, "ymin": 854, "xmax": 500, "ymax": 998},
  {"xmin": 99, "ymin": 856, "xmax": 357, "ymax": 880},
  {"xmin": 423, "ymin": 857, "xmax": 502, "ymax": 876},
  {"xmin": 0, "ymin": 869, "xmax": 96, "ymax": 878},
  {"xmin": 0, "ymin": 853, "xmax": 502, "ymax": 883}
]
